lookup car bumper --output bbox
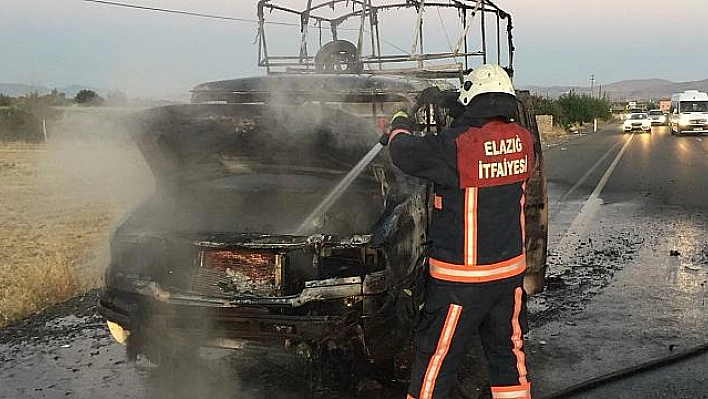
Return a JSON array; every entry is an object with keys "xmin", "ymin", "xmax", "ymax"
[
  {"xmin": 98, "ymin": 272, "xmax": 388, "ymax": 346},
  {"xmin": 677, "ymin": 124, "xmax": 708, "ymax": 133},
  {"xmin": 99, "ymin": 292, "xmax": 353, "ymax": 347},
  {"xmin": 624, "ymin": 125, "xmax": 651, "ymax": 131}
]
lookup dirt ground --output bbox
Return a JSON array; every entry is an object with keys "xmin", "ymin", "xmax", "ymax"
[{"xmin": 0, "ymin": 109, "xmax": 153, "ymax": 326}]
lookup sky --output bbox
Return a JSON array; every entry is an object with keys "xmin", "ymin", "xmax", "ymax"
[{"xmin": 1, "ymin": 0, "xmax": 707, "ymax": 99}]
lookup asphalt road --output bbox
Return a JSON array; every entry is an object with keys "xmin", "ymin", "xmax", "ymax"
[
  {"xmin": 529, "ymin": 124, "xmax": 708, "ymax": 398},
  {"xmin": 563, "ymin": 351, "xmax": 708, "ymax": 399},
  {"xmin": 2, "ymin": 123, "xmax": 708, "ymax": 399}
]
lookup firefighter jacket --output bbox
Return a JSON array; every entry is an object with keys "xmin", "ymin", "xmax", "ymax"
[{"xmin": 389, "ymin": 96, "xmax": 535, "ymax": 284}]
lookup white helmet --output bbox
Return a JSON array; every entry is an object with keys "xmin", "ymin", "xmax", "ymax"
[{"xmin": 458, "ymin": 64, "xmax": 516, "ymax": 106}]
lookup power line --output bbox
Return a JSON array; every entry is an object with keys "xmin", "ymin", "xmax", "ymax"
[
  {"xmin": 79, "ymin": 0, "xmax": 411, "ymax": 55},
  {"xmin": 80, "ymin": 0, "xmax": 295, "ymax": 26}
]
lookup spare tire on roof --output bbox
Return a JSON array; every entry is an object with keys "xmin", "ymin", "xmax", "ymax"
[{"xmin": 314, "ymin": 40, "xmax": 364, "ymax": 74}]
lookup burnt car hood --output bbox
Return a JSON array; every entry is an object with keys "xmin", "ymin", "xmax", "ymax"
[
  {"xmin": 124, "ymin": 101, "xmax": 398, "ymax": 236},
  {"xmin": 115, "ymin": 174, "xmax": 385, "ymax": 236},
  {"xmin": 130, "ymin": 102, "xmax": 382, "ymax": 185}
]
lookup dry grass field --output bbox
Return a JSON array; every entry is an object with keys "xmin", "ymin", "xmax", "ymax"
[{"xmin": 0, "ymin": 115, "xmax": 153, "ymax": 326}]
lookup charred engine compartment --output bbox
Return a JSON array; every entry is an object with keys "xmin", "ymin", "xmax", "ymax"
[
  {"xmin": 100, "ymin": 95, "xmax": 428, "ymax": 354},
  {"xmin": 105, "ymin": 99, "xmax": 406, "ymax": 303},
  {"xmin": 108, "ymin": 232, "xmax": 387, "ymax": 302}
]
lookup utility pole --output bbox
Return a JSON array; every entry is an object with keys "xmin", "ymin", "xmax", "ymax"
[{"xmin": 590, "ymin": 74, "xmax": 596, "ymax": 98}]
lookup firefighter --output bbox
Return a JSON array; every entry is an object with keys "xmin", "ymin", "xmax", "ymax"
[{"xmin": 379, "ymin": 64, "xmax": 534, "ymax": 399}]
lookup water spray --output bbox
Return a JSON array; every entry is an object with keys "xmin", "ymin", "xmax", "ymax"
[
  {"xmin": 294, "ymin": 142, "xmax": 384, "ymax": 235},
  {"xmin": 294, "ymin": 99, "xmax": 424, "ymax": 236}
]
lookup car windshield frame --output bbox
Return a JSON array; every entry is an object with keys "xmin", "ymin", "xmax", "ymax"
[
  {"xmin": 629, "ymin": 113, "xmax": 648, "ymax": 120},
  {"xmin": 680, "ymin": 101, "xmax": 708, "ymax": 113}
]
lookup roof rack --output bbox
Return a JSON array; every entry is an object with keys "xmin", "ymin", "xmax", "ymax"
[{"xmin": 256, "ymin": 0, "xmax": 515, "ymax": 79}]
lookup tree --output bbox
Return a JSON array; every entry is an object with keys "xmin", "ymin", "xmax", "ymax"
[
  {"xmin": 0, "ymin": 94, "xmax": 12, "ymax": 107},
  {"xmin": 556, "ymin": 91, "xmax": 611, "ymax": 127},
  {"xmin": 529, "ymin": 92, "xmax": 611, "ymax": 128},
  {"xmin": 74, "ymin": 89, "xmax": 104, "ymax": 106},
  {"xmin": 529, "ymin": 94, "xmax": 564, "ymax": 126},
  {"xmin": 0, "ymin": 93, "xmax": 64, "ymax": 142}
]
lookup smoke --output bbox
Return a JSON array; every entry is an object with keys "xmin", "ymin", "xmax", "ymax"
[
  {"xmin": 47, "ymin": 79, "xmax": 404, "ymax": 397},
  {"xmin": 128, "ymin": 96, "xmax": 389, "ymax": 236},
  {"xmin": 141, "ymin": 346, "xmax": 317, "ymax": 399},
  {"xmin": 40, "ymin": 106, "xmax": 155, "ymax": 286}
]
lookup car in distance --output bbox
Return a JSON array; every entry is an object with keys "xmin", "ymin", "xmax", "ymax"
[
  {"xmin": 669, "ymin": 90, "xmax": 708, "ymax": 135},
  {"xmin": 624, "ymin": 108, "xmax": 644, "ymax": 119},
  {"xmin": 648, "ymin": 109, "xmax": 667, "ymax": 126},
  {"xmin": 623, "ymin": 112, "xmax": 652, "ymax": 132}
]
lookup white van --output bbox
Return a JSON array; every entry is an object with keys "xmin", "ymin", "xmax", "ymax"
[{"xmin": 669, "ymin": 90, "xmax": 708, "ymax": 135}]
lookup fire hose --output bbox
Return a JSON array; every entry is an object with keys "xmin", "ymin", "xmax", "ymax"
[{"xmin": 539, "ymin": 341, "xmax": 708, "ymax": 398}]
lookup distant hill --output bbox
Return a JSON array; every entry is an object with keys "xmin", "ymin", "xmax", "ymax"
[{"xmin": 522, "ymin": 78, "xmax": 708, "ymax": 101}]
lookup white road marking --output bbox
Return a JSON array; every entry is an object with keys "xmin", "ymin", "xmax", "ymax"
[
  {"xmin": 559, "ymin": 140, "xmax": 623, "ymax": 202},
  {"xmin": 695, "ymin": 137, "xmax": 703, "ymax": 142},
  {"xmin": 549, "ymin": 133, "xmax": 635, "ymax": 275}
]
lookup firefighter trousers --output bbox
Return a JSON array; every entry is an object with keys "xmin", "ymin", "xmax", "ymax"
[{"xmin": 406, "ymin": 275, "xmax": 530, "ymax": 399}]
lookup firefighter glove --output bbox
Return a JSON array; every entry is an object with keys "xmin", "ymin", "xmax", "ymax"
[{"xmin": 379, "ymin": 131, "xmax": 392, "ymax": 146}]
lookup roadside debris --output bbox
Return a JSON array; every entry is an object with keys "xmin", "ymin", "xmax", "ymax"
[{"xmin": 530, "ymin": 231, "xmax": 643, "ymax": 328}]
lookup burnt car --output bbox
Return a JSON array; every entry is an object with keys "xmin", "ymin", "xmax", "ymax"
[{"xmin": 98, "ymin": 0, "xmax": 548, "ymax": 388}]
